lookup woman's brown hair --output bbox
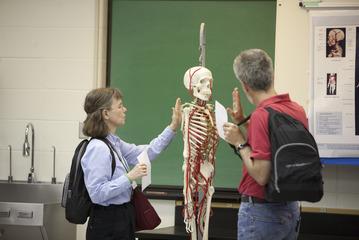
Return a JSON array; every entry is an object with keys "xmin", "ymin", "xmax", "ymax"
[{"xmin": 82, "ymin": 87, "xmax": 122, "ymax": 138}]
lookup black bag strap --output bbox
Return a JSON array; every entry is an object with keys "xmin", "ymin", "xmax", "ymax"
[
  {"xmin": 265, "ymin": 107, "xmax": 302, "ymax": 126},
  {"xmin": 264, "ymin": 107, "xmax": 319, "ymax": 153},
  {"xmin": 265, "ymin": 106, "xmax": 307, "ymax": 135},
  {"xmin": 100, "ymin": 138, "xmax": 130, "ymax": 173},
  {"xmin": 92, "ymin": 138, "xmax": 116, "ymax": 177},
  {"xmin": 237, "ymin": 114, "xmax": 252, "ymax": 127},
  {"xmin": 73, "ymin": 140, "xmax": 89, "ymax": 184}
]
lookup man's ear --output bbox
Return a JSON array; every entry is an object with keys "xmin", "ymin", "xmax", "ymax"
[{"xmin": 242, "ymin": 82, "xmax": 250, "ymax": 93}]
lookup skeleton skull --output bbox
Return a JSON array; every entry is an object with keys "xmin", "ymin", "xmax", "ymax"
[{"xmin": 183, "ymin": 66, "xmax": 213, "ymax": 101}]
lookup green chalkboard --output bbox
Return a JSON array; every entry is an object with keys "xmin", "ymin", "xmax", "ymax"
[{"xmin": 108, "ymin": 0, "xmax": 276, "ymax": 188}]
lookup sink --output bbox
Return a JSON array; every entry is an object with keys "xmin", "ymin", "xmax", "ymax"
[
  {"xmin": 0, "ymin": 181, "xmax": 63, "ymax": 204},
  {"xmin": 0, "ymin": 181, "xmax": 76, "ymax": 240}
]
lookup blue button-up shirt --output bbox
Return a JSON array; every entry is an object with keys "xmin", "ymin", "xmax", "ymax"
[{"xmin": 81, "ymin": 126, "xmax": 175, "ymax": 206}]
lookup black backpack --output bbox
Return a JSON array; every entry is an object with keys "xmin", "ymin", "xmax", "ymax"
[
  {"xmin": 265, "ymin": 107, "xmax": 323, "ymax": 202},
  {"xmin": 61, "ymin": 138, "xmax": 116, "ymax": 224}
]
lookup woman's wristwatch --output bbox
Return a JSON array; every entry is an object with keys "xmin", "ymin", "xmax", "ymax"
[{"xmin": 235, "ymin": 142, "xmax": 249, "ymax": 154}]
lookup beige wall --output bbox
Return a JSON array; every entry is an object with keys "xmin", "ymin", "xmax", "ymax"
[
  {"xmin": 0, "ymin": 0, "xmax": 358, "ymax": 239},
  {"xmin": 275, "ymin": 0, "xmax": 359, "ymax": 210},
  {"xmin": 275, "ymin": 0, "xmax": 310, "ymax": 108},
  {"xmin": 0, "ymin": 0, "xmax": 103, "ymax": 182},
  {"xmin": 0, "ymin": 0, "xmax": 105, "ymax": 239}
]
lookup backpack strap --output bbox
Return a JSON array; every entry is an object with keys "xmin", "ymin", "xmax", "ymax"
[
  {"xmin": 73, "ymin": 139, "xmax": 89, "ymax": 184},
  {"xmin": 265, "ymin": 106, "xmax": 274, "ymax": 114},
  {"xmin": 265, "ymin": 106, "xmax": 297, "ymax": 121},
  {"xmin": 92, "ymin": 138, "xmax": 116, "ymax": 177},
  {"xmin": 265, "ymin": 106, "xmax": 318, "ymax": 152},
  {"xmin": 237, "ymin": 114, "xmax": 251, "ymax": 127},
  {"xmin": 265, "ymin": 107, "xmax": 305, "ymax": 127},
  {"xmin": 100, "ymin": 138, "xmax": 130, "ymax": 173},
  {"xmin": 110, "ymin": 145, "xmax": 130, "ymax": 173}
]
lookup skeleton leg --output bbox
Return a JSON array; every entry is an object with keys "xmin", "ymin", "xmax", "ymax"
[
  {"xmin": 198, "ymin": 162, "xmax": 214, "ymax": 240},
  {"xmin": 183, "ymin": 169, "xmax": 197, "ymax": 239},
  {"xmin": 189, "ymin": 203, "xmax": 197, "ymax": 240},
  {"xmin": 202, "ymin": 186, "xmax": 214, "ymax": 240}
]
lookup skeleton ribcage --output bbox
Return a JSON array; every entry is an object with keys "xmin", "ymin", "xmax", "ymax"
[
  {"xmin": 186, "ymin": 107, "xmax": 218, "ymax": 186},
  {"xmin": 182, "ymin": 104, "xmax": 218, "ymax": 234}
]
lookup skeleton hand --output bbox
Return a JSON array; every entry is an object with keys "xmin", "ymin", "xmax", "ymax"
[
  {"xmin": 169, "ymin": 98, "xmax": 182, "ymax": 131},
  {"xmin": 227, "ymin": 88, "xmax": 245, "ymax": 124},
  {"xmin": 126, "ymin": 163, "xmax": 147, "ymax": 181},
  {"xmin": 223, "ymin": 122, "xmax": 245, "ymax": 146}
]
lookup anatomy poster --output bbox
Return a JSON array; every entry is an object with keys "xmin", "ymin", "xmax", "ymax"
[{"xmin": 310, "ymin": 11, "xmax": 359, "ymax": 157}]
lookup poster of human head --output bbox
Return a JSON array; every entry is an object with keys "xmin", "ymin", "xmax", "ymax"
[{"xmin": 326, "ymin": 27, "xmax": 346, "ymax": 58}]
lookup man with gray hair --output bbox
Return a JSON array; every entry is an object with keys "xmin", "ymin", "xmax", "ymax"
[{"xmin": 223, "ymin": 49, "xmax": 305, "ymax": 240}]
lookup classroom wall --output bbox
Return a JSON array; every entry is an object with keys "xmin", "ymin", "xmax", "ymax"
[
  {"xmin": 0, "ymin": 0, "xmax": 99, "ymax": 181},
  {"xmin": 275, "ymin": 0, "xmax": 359, "ymax": 210},
  {"xmin": 0, "ymin": 1, "xmax": 358, "ymax": 240},
  {"xmin": 0, "ymin": 0, "xmax": 106, "ymax": 239}
]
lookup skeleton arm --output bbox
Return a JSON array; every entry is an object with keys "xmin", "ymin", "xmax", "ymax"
[
  {"xmin": 182, "ymin": 105, "xmax": 197, "ymax": 237},
  {"xmin": 182, "ymin": 106, "xmax": 190, "ymax": 160}
]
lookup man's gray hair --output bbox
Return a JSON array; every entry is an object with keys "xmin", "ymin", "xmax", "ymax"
[{"xmin": 233, "ymin": 49, "xmax": 273, "ymax": 91}]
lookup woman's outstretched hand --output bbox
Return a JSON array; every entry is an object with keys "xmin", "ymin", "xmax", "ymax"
[{"xmin": 169, "ymin": 98, "xmax": 182, "ymax": 131}]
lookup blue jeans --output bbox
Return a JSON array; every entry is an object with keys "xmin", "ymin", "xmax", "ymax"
[{"xmin": 237, "ymin": 201, "xmax": 300, "ymax": 240}]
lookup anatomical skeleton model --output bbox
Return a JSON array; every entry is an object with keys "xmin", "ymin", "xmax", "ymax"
[
  {"xmin": 181, "ymin": 23, "xmax": 218, "ymax": 240},
  {"xmin": 181, "ymin": 64, "xmax": 219, "ymax": 240},
  {"xmin": 181, "ymin": 66, "xmax": 218, "ymax": 240}
]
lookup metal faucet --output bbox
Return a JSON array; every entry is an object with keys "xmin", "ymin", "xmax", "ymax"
[
  {"xmin": 8, "ymin": 145, "xmax": 13, "ymax": 183},
  {"xmin": 51, "ymin": 146, "xmax": 56, "ymax": 184},
  {"xmin": 23, "ymin": 123, "xmax": 36, "ymax": 183}
]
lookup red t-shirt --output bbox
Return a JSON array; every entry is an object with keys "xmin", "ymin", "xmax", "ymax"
[{"xmin": 238, "ymin": 93, "xmax": 308, "ymax": 199}]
